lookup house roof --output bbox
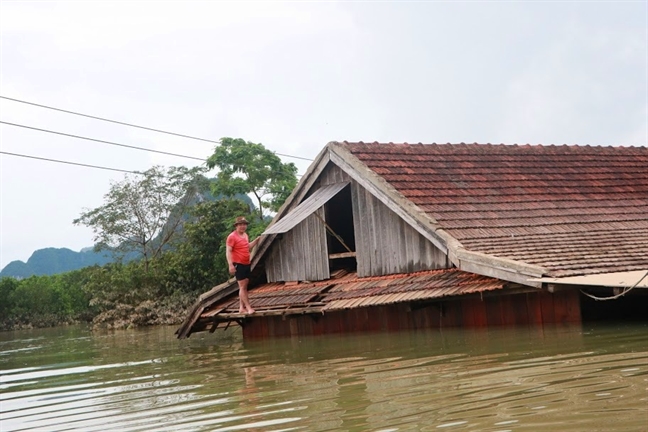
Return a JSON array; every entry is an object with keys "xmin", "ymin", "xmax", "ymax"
[
  {"xmin": 199, "ymin": 268, "xmax": 505, "ymax": 322},
  {"xmin": 331, "ymin": 142, "xmax": 648, "ymax": 278}
]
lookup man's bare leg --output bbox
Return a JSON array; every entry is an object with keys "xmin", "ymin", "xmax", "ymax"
[{"xmin": 238, "ymin": 278, "xmax": 255, "ymax": 314}]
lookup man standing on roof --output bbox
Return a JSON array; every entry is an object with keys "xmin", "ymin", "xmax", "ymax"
[{"xmin": 226, "ymin": 216, "xmax": 262, "ymax": 314}]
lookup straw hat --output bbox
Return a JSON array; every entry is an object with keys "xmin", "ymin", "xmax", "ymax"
[{"xmin": 233, "ymin": 216, "xmax": 250, "ymax": 227}]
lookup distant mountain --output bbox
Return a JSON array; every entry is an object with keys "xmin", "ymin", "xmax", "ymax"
[{"xmin": 0, "ymin": 247, "xmax": 114, "ymax": 278}]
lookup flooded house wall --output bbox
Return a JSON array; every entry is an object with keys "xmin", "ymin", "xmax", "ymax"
[
  {"xmin": 241, "ymin": 290, "xmax": 582, "ymax": 338},
  {"xmin": 351, "ymin": 181, "xmax": 449, "ymax": 277}
]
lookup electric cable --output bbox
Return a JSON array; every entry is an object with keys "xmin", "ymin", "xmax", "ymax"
[
  {"xmin": 0, "ymin": 120, "xmax": 205, "ymax": 161},
  {"xmin": 0, "ymin": 149, "xmax": 304, "ymax": 177},
  {"xmin": 580, "ymin": 270, "xmax": 648, "ymax": 301},
  {"xmin": 0, "ymin": 150, "xmax": 142, "ymax": 174},
  {"xmin": 0, "ymin": 95, "xmax": 314, "ymax": 161}
]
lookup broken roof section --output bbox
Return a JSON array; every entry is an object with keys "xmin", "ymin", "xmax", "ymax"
[{"xmin": 196, "ymin": 268, "xmax": 505, "ymax": 325}]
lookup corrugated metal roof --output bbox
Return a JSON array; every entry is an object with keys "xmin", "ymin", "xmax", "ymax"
[
  {"xmin": 338, "ymin": 142, "xmax": 648, "ymax": 277},
  {"xmin": 264, "ymin": 182, "xmax": 349, "ymax": 234},
  {"xmin": 202, "ymin": 268, "xmax": 504, "ymax": 318}
]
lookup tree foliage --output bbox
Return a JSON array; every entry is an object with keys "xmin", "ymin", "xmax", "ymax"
[
  {"xmin": 3, "ymin": 137, "xmax": 295, "ymax": 330},
  {"xmin": 206, "ymin": 137, "xmax": 298, "ymax": 220},
  {"xmin": 0, "ymin": 269, "xmax": 93, "ymax": 329},
  {"xmin": 74, "ymin": 165, "xmax": 208, "ymax": 271}
]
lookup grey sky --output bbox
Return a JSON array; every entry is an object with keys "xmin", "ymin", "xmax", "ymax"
[{"xmin": 1, "ymin": 1, "xmax": 646, "ymax": 269}]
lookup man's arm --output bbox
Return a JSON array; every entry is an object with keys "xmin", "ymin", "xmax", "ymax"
[
  {"xmin": 226, "ymin": 245, "xmax": 235, "ymax": 274},
  {"xmin": 249, "ymin": 235, "xmax": 263, "ymax": 250}
]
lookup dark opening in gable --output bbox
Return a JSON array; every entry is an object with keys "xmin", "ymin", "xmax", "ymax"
[{"xmin": 325, "ymin": 184, "xmax": 357, "ymax": 273}]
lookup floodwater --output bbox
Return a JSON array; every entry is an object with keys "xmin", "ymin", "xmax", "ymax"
[{"xmin": 0, "ymin": 323, "xmax": 646, "ymax": 431}]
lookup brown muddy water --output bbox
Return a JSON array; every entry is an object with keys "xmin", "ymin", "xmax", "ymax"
[{"xmin": 1, "ymin": 323, "xmax": 646, "ymax": 431}]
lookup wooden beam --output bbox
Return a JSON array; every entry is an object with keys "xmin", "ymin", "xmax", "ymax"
[
  {"xmin": 329, "ymin": 252, "xmax": 356, "ymax": 259},
  {"xmin": 311, "ymin": 211, "xmax": 353, "ymax": 253},
  {"xmin": 456, "ymin": 250, "xmax": 545, "ymax": 288}
]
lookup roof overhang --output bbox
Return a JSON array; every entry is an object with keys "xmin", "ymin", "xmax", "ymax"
[{"xmin": 530, "ymin": 270, "xmax": 648, "ymax": 289}]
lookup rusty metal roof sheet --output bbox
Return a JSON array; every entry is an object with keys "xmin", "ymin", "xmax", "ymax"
[
  {"xmin": 203, "ymin": 268, "xmax": 504, "ymax": 317},
  {"xmin": 337, "ymin": 142, "xmax": 648, "ymax": 278}
]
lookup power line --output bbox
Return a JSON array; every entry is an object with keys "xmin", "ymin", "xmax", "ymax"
[
  {"xmin": 0, "ymin": 95, "xmax": 314, "ymax": 162},
  {"xmin": 0, "ymin": 121, "xmax": 206, "ymax": 161},
  {"xmin": 0, "ymin": 150, "xmax": 142, "ymax": 174},
  {"xmin": 0, "ymin": 149, "xmax": 304, "ymax": 177}
]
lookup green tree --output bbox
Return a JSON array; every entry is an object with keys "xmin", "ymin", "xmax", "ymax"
[
  {"xmin": 9, "ymin": 276, "xmax": 66, "ymax": 326},
  {"xmin": 74, "ymin": 165, "xmax": 208, "ymax": 272},
  {"xmin": 0, "ymin": 277, "xmax": 19, "ymax": 321},
  {"xmin": 206, "ymin": 137, "xmax": 298, "ymax": 220}
]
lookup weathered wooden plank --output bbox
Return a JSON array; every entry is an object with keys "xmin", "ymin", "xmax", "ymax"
[
  {"xmin": 320, "ymin": 163, "xmax": 350, "ymax": 186},
  {"xmin": 353, "ymin": 184, "xmax": 363, "ymax": 273},
  {"xmin": 266, "ymin": 210, "xmax": 330, "ymax": 282},
  {"xmin": 363, "ymin": 187, "xmax": 376, "ymax": 276},
  {"xmin": 353, "ymin": 186, "xmax": 449, "ymax": 277},
  {"xmin": 330, "ymin": 252, "xmax": 357, "ymax": 259},
  {"xmin": 314, "ymin": 211, "xmax": 323, "ymax": 277},
  {"xmin": 351, "ymin": 181, "xmax": 368, "ymax": 276},
  {"xmin": 296, "ymin": 221, "xmax": 306, "ymax": 278},
  {"xmin": 455, "ymin": 249, "xmax": 545, "ymax": 286}
]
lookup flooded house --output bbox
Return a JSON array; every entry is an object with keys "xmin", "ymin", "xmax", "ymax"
[{"xmin": 177, "ymin": 142, "xmax": 648, "ymax": 339}]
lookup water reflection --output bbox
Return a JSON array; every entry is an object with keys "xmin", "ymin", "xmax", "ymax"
[{"xmin": 0, "ymin": 323, "xmax": 646, "ymax": 431}]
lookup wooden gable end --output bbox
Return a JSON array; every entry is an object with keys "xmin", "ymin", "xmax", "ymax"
[
  {"xmin": 264, "ymin": 164, "xmax": 351, "ymax": 283},
  {"xmin": 351, "ymin": 180, "xmax": 449, "ymax": 277},
  {"xmin": 263, "ymin": 162, "xmax": 450, "ymax": 282}
]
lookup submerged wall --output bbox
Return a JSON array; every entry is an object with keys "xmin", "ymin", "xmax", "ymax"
[{"xmin": 242, "ymin": 290, "xmax": 582, "ymax": 338}]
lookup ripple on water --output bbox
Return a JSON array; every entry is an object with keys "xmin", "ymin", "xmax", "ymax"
[{"xmin": 0, "ymin": 323, "xmax": 646, "ymax": 431}]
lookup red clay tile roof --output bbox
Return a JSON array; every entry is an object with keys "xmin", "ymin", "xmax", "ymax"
[
  {"xmin": 204, "ymin": 268, "xmax": 504, "ymax": 317},
  {"xmin": 338, "ymin": 142, "xmax": 648, "ymax": 278}
]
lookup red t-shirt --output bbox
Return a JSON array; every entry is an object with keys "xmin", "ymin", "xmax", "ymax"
[{"xmin": 227, "ymin": 231, "xmax": 250, "ymax": 264}]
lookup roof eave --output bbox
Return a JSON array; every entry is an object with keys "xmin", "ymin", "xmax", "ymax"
[
  {"xmin": 454, "ymin": 248, "xmax": 546, "ymax": 288},
  {"xmin": 530, "ymin": 270, "xmax": 648, "ymax": 289}
]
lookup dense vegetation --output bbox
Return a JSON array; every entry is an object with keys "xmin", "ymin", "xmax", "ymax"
[{"xmin": 0, "ymin": 138, "xmax": 297, "ymax": 331}]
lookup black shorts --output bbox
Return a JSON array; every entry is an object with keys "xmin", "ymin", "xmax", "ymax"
[{"xmin": 234, "ymin": 263, "xmax": 251, "ymax": 281}]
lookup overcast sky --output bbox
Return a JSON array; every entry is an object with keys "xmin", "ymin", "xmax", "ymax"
[{"xmin": 1, "ymin": 1, "xmax": 646, "ymax": 269}]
